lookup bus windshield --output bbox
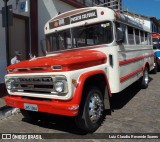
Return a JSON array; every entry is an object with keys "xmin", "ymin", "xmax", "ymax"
[
  {"xmin": 153, "ymin": 38, "xmax": 159, "ymax": 43},
  {"xmin": 45, "ymin": 21, "xmax": 113, "ymax": 53}
]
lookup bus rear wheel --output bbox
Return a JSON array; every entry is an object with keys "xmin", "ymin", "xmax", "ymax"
[
  {"xmin": 151, "ymin": 62, "xmax": 157, "ymax": 74},
  {"xmin": 139, "ymin": 67, "xmax": 149, "ymax": 89},
  {"xmin": 75, "ymin": 87, "xmax": 105, "ymax": 133}
]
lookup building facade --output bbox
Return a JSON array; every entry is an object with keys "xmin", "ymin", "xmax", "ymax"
[
  {"xmin": 0, "ymin": 0, "xmax": 31, "ymax": 84},
  {"xmin": 1, "ymin": 0, "xmax": 112, "ymax": 84},
  {"xmin": 0, "ymin": 0, "xmax": 79, "ymax": 84},
  {"xmin": 151, "ymin": 17, "xmax": 160, "ymax": 33},
  {"xmin": 105, "ymin": 0, "xmax": 122, "ymax": 10}
]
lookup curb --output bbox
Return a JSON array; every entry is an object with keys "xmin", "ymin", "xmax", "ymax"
[{"xmin": 0, "ymin": 106, "xmax": 20, "ymax": 120}]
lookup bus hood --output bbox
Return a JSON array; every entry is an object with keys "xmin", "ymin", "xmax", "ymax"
[{"xmin": 7, "ymin": 49, "xmax": 107, "ymax": 73}]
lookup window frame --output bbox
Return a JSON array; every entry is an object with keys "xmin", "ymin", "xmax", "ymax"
[
  {"xmin": 45, "ymin": 21, "xmax": 114, "ymax": 54},
  {"xmin": 73, "ymin": 21, "xmax": 114, "ymax": 48}
]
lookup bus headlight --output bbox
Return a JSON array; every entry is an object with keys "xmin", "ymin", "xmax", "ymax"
[
  {"xmin": 55, "ymin": 81, "xmax": 64, "ymax": 93},
  {"xmin": 52, "ymin": 76, "xmax": 68, "ymax": 94},
  {"xmin": 6, "ymin": 79, "xmax": 14, "ymax": 90}
]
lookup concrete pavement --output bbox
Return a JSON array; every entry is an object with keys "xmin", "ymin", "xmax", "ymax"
[
  {"xmin": 0, "ymin": 84, "xmax": 7, "ymax": 108},
  {"xmin": 0, "ymin": 97, "xmax": 5, "ymax": 108},
  {"xmin": 0, "ymin": 84, "xmax": 19, "ymax": 120}
]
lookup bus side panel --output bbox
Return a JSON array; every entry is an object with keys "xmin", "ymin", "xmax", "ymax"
[
  {"xmin": 97, "ymin": 46, "xmax": 121, "ymax": 94},
  {"xmin": 118, "ymin": 45, "xmax": 154, "ymax": 91}
]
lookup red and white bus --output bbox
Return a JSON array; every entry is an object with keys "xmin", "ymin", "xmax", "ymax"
[
  {"xmin": 152, "ymin": 32, "xmax": 160, "ymax": 45},
  {"xmin": 4, "ymin": 6, "xmax": 154, "ymax": 132},
  {"xmin": 152, "ymin": 32, "xmax": 160, "ymax": 71}
]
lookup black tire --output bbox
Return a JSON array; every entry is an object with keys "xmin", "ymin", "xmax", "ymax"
[
  {"xmin": 139, "ymin": 67, "xmax": 149, "ymax": 89},
  {"xmin": 151, "ymin": 62, "xmax": 157, "ymax": 74},
  {"xmin": 157, "ymin": 63, "xmax": 160, "ymax": 72},
  {"xmin": 75, "ymin": 87, "xmax": 104, "ymax": 133},
  {"xmin": 20, "ymin": 109, "xmax": 42, "ymax": 122}
]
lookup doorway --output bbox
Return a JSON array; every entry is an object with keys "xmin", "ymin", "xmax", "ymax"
[{"xmin": 9, "ymin": 14, "xmax": 29, "ymax": 63}]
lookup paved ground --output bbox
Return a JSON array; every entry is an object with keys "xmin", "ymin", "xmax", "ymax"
[
  {"xmin": 0, "ymin": 73, "xmax": 159, "ymax": 141},
  {"xmin": 0, "ymin": 99, "xmax": 5, "ymax": 108},
  {"xmin": 0, "ymin": 86, "xmax": 19, "ymax": 121},
  {"xmin": 0, "ymin": 85, "xmax": 7, "ymax": 108}
]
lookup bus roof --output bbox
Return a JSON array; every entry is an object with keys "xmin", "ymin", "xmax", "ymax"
[{"xmin": 44, "ymin": 7, "xmax": 150, "ymax": 35}]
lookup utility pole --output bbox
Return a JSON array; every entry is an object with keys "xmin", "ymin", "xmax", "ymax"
[{"xmin": 3, "ymin": 0, "xmax": 10, "ymax": 66}]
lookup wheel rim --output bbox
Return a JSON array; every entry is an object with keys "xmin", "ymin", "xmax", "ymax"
[
  {"xmin": 88, "ymin": 93, "xmax": 103, "ymax": 123},
  {"xmin": 144, "ymin": 69, "xmax": 149, "ymax": 85}
]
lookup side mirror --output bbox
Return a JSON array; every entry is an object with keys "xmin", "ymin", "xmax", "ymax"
[{"xmin": 117, "ymin": 27, "xmax": 124, "ymax": 44}]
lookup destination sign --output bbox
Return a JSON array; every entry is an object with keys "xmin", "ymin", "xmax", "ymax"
[
  {"xmin": 49, "ymin": 17, "xmax": 70, "ymax": 29},
  {"xmin": 49, "ymin": 10, "xmax": 97, "ymax": 29},
  {"xmin": 70, "ymin": 10, "xmax": 97, "ymax": 24}
]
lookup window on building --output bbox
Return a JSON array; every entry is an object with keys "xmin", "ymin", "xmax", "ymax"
[{"xmin": 128, "ymin": 26, "xmax": 134, "ymax": 45}]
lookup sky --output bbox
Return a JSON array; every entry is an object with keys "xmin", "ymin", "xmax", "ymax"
[{"xmin": 123, "ymin": 0, "xmax": 160, "ymax": 19}]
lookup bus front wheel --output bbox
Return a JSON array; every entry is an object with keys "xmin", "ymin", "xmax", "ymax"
[{"xmin": 75, "ymin": 87, "xmax": 105, "ymax": 133}]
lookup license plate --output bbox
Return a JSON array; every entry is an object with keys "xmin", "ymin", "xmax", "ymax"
[{"xmin": 24, "ymin": 103, "xmax": 38, "ymax": 112}]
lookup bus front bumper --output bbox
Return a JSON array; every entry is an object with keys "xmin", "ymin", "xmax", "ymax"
[{"xmin": 4, "ymin": 95, "xmax": 79, "ymax": 116}]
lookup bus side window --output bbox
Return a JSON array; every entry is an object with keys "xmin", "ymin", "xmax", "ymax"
[
  {"xmin": 135, "ymin": 29, "xmax": 140, "ymax": 45},
  {"xmin": 128, "ymin": 26, "xmax": 134, "ymax": 45},
  {"xmin": 140, "ymin": 31, "xmax": 145, "ymax": 45},
  {"xmin": 144, "ymin": 32, "xmax": 148, "ymax": 45},
  {"xmin": 147, "ymin": 33, "xmax": 152, "ymax": 45}
]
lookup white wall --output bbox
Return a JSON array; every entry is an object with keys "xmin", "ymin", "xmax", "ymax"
[
  {"xmin": 38, "ymin": 0, "xmax": 76, "ymax": 56},
  {"xmin": 0, "ymin": 0, "xmax": 76, "ymax": 83},
  {"xmin": 0, "ymin": 4, "xmax": 7, "ymax": 83},
  {"xmin": 0, "ymin": 0, "xmax": 30, "ymax": 83}
]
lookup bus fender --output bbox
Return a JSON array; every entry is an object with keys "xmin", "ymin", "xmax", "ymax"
[{"xmin": 73, "ymin": 70, "xmax": 111, "ymax": 110}]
